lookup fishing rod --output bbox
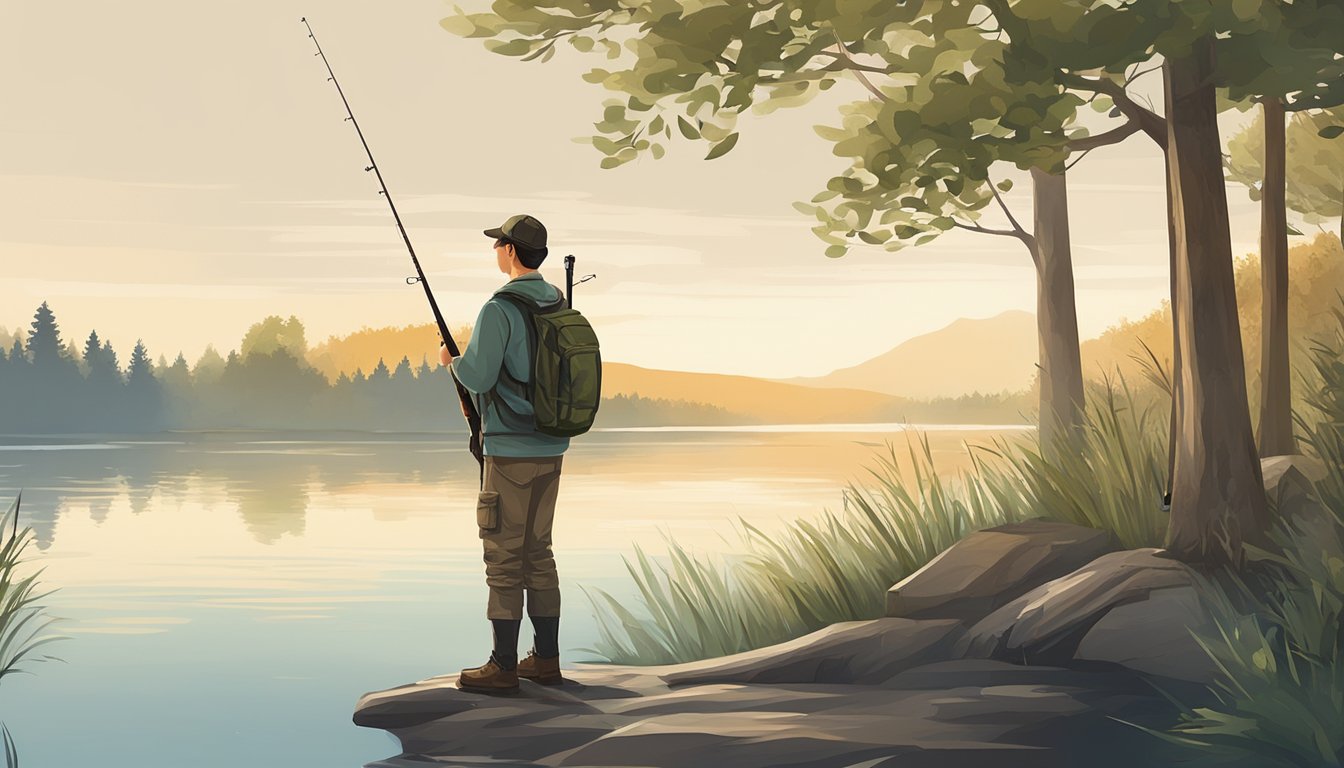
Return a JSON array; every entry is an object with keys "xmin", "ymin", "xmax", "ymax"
[
  {"xmin": 300, "ymin": 17, "xmax": 483, "ymax": 469},
  {"xmin": 562, "ymin": 255, "xmax": 596, "ymax": 309}
]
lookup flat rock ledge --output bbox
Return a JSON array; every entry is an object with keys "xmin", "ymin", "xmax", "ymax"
[
  {"xmin": 356, "ymin": 657, "xmax": 1194, "ymax": 768},
  {"xmin": 356, "ymin": 520, "xmax": 1222, "ymax": 767}
]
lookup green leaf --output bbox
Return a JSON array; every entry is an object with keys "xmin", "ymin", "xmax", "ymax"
[
  {"xmin": 599, "ymin": 157, "xmax": 623, "ymax": 170},
  {"xmin": 677, "ymin": 116, "xmax": 700, "ymax": 140},
  {"xmin": 996, "ymin": 178, "xmax": 1014, "ymax": 193},
  {"xmin": 1318, "ymin": 125, "xmax": 1344, "ymax": 139},
  {"xmin": 651, "ymin": 143, "xmax": 666, "ymax": 160},
  {"xmin": 582, "ymin": 68, "xmax": 610, "ymax": 85},
  {"xmin": 484, "ymin": 38, "xmax": 534, "ymax": 57},
  {"xmin": 704, "ymin": 132, "xmax": 740, "ymax": 160},
  {"xmin": 825, "ymin": 244, "xmax": 849, "ymax": 258}
]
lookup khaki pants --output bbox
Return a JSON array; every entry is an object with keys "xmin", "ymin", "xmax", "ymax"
[{"xmin": 477, "ymin": 455, "xmax": 564, "ymax": 620}]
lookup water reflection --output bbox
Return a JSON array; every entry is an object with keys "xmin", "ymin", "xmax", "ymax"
[
  {"xmin": 0, "ymin": 433, "xmax": 483, "ymax": 548},
  {"xmin": 0, "ymin": 426, "xmax": 1032, "ymax": 551}
]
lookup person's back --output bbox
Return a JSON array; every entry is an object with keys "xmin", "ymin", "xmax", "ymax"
[
  {"xmin": 440, "ymin": 214, "xmax": 572, "ymax": 692},
  {"xmin": 455, "ymin": 271, "xmax": 570, "ymax": 457}
]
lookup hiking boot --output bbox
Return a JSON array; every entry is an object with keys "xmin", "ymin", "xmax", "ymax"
[
  {"xmin": 458, "ymin": 653, "xmax": 519, "ymax": 693},
  {"xmin": 516, "ymin": 650, "xmax": 563, "ymax": 685}
]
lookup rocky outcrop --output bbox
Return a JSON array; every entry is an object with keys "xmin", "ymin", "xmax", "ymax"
[
  {"xmin": 958, "ymin": 548, "xmax": 1218, "ymax": 683},
  {"xmin": 356, "ymin": 521, "xmax": 1230, "ymax": 766},
  {"xmin": 885, "ymin": 519, "xmax": 1114, "ymax": 622},
  {"xmin": 356, "ymin": 659, "xmax": 1194, "ymax": 768}
]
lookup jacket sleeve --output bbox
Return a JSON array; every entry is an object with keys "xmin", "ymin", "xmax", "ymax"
[{"xmin": 450, "ymin": 300, "xmax": 509, "ymax": 395}]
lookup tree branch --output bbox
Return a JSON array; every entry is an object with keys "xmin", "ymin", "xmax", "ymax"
[
  {"xmin": 811, "ymin": 50, "xmax": 896, "ymax": 74},
  {"xmin": 952, "ymin": 219, "xmax": 1038, "ymax": 256},
  {"xmin": 1064, "ymin": 147, "xmax": 1094, "ymax": 172},
  {"xmin": 1058, "ymin": 71, "xmax": 1167, "ymax": 146},
  {"xmin": 830, "ymin": 32, "xmax": 891, "ymax": 103},
  {"xmin": 987, "ymin": 174, "xmax": 1029, "ymax": 238},
  {"xmin": 1065, "ymin": 119, "xmax": 1140, "ymax": 152},
  {"xmin": 952, "ymin": 220, "xmax": 1020, "ymax": 238}
]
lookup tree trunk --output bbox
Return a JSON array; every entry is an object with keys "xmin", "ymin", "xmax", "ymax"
[
  {"xmin": 1162, "ymin": 37, "xmax": 1269, "ymax": 567},
  {"xmin": 1258, "ymin": 97, "xmax": 1295, "ymax": 456},
  {"xmin": 1031, "ymin": 166, "xmax": 1086, "ymax": 451}
]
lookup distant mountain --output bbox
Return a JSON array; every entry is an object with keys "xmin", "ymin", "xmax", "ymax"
[{"xmin": 783, "ymin": 311, "xmax": 1038, "ymax": 398}]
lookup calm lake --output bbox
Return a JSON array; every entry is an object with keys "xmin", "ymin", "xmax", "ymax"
[{"xmin": 0, "ymin": 425, "xmax": 1031, "ymax": 767}]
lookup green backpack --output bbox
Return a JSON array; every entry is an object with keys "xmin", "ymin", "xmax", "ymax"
[{"xmin": 493, "ymin": 290, "xmax": 602, "ymax": 437}]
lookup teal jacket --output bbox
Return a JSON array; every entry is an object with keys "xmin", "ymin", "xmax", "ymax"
[{"xmin": 450, "ymin": 273, "xmax": 570, "ymax": 458}]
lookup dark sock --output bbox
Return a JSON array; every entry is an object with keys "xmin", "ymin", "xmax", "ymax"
[
  {"xmin": 530, "ymin": 615, "xmax": 560, "ymax": 659},
  {"xmin": 490, "ymin": 618, "xmax": 521, "ymax": 670}
]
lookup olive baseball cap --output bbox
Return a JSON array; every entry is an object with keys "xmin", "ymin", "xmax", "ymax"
[{"xmin": 484, "ymin": 214, "xmax": 547, "ymax": 250}]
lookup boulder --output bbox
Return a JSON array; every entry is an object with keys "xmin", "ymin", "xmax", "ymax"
[
  {"xmin": 885, "ymin": 519, "xmax": 1114, "ymax": 622},
  {"xmin": 1260, "ymin": 454, "xmax": 1327, "ymax": 492},
  {"xmin": 958, "ymin": 549, "xmax": 1220, "ymax": 684}
]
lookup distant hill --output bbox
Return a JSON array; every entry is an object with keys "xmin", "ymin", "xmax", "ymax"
[
  {"xmin": 782, "ymin": 311, "xmax": 1038, "ymax": 398},
  {"xmin": 603, "ymin": 362, "xmax": 915, "ymax": 424},
  {"xmin": 307, "ymin": 323, "xmax": 471, "ymax": 383},
  {"xmin": 307, "ymin": 323, "xmax": 919, "ymax": 423}
]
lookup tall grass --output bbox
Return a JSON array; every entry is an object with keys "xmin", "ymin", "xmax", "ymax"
[
  {"xmin": 969, "ymin": 372, "xmax": 1171, "ymax": 550},
  {"xmin": 0, "ymin": 493, "xmax": 64, "ymax": 768},
  {"xmin": 1169, "ymin": 306, "xmax": 1344, "ymax": 767},
  {"xmin": 583, "ymin": 374, "xmax": 1171, "ymax": 665},
  {"xmin": 0, "ymin": 494, "xmax": 61, "ymax": 683}
]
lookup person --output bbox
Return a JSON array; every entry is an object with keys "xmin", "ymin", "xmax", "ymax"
[{"xmin": 439, "ymin": 213, "xmax": 569, "ymax": 693}]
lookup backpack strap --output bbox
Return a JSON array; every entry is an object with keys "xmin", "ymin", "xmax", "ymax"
[{"xmin": 479, "ymin": 290, "xmax": 563, "ymax": 436}]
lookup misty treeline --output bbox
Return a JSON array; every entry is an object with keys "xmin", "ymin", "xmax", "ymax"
[{"xmin": 0, "ymin": 304, "xmax": 733, "ymax": 433}]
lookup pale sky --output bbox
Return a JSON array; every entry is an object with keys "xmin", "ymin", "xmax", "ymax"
[{"xmin": 0, "ymin": 0, "xmax": 1291, "ymax": 379}]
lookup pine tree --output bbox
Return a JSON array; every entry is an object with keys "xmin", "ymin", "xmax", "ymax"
[
  {"xmin": 125, "ymin": 339, "xmax": 163, "ymax": 430},
  {"xmin": 26, "ymin": 301, "xmax": 67, "ymax": 367},
  {"xmin": 192, "ymin": 344, "xmax": 227, "ymax": 384},
  {"xmin": 84, "ymin": 332, "xmax": 121, "ymax": 385},
  {"xmin": 392, "ymin": 356, "xmax": 414, "ymax": 383},
  {"xmin": 370, "ymin": 358, "xmax": 391, "ymax": 382},
  {"xmin": 163, "ymin": 353, "xmax": 191, "ymax": 389},
  {"xmin": 128, "ymin": 340, "xmax": 155, "ymax": 384},
  {"xmin": 66, "ymin": 340, "xmax": 84, "ymax": 375},
  {"xmin": 8, "ymin": 339, "xmax": 26, "ymax": 365},
  {"xmin": 100, "ymin": 340, "xmax": 121, "ymax": 380},
  {"xmin": 82, "ymin": 330, "xmax": 102, "ymax": 370}
]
